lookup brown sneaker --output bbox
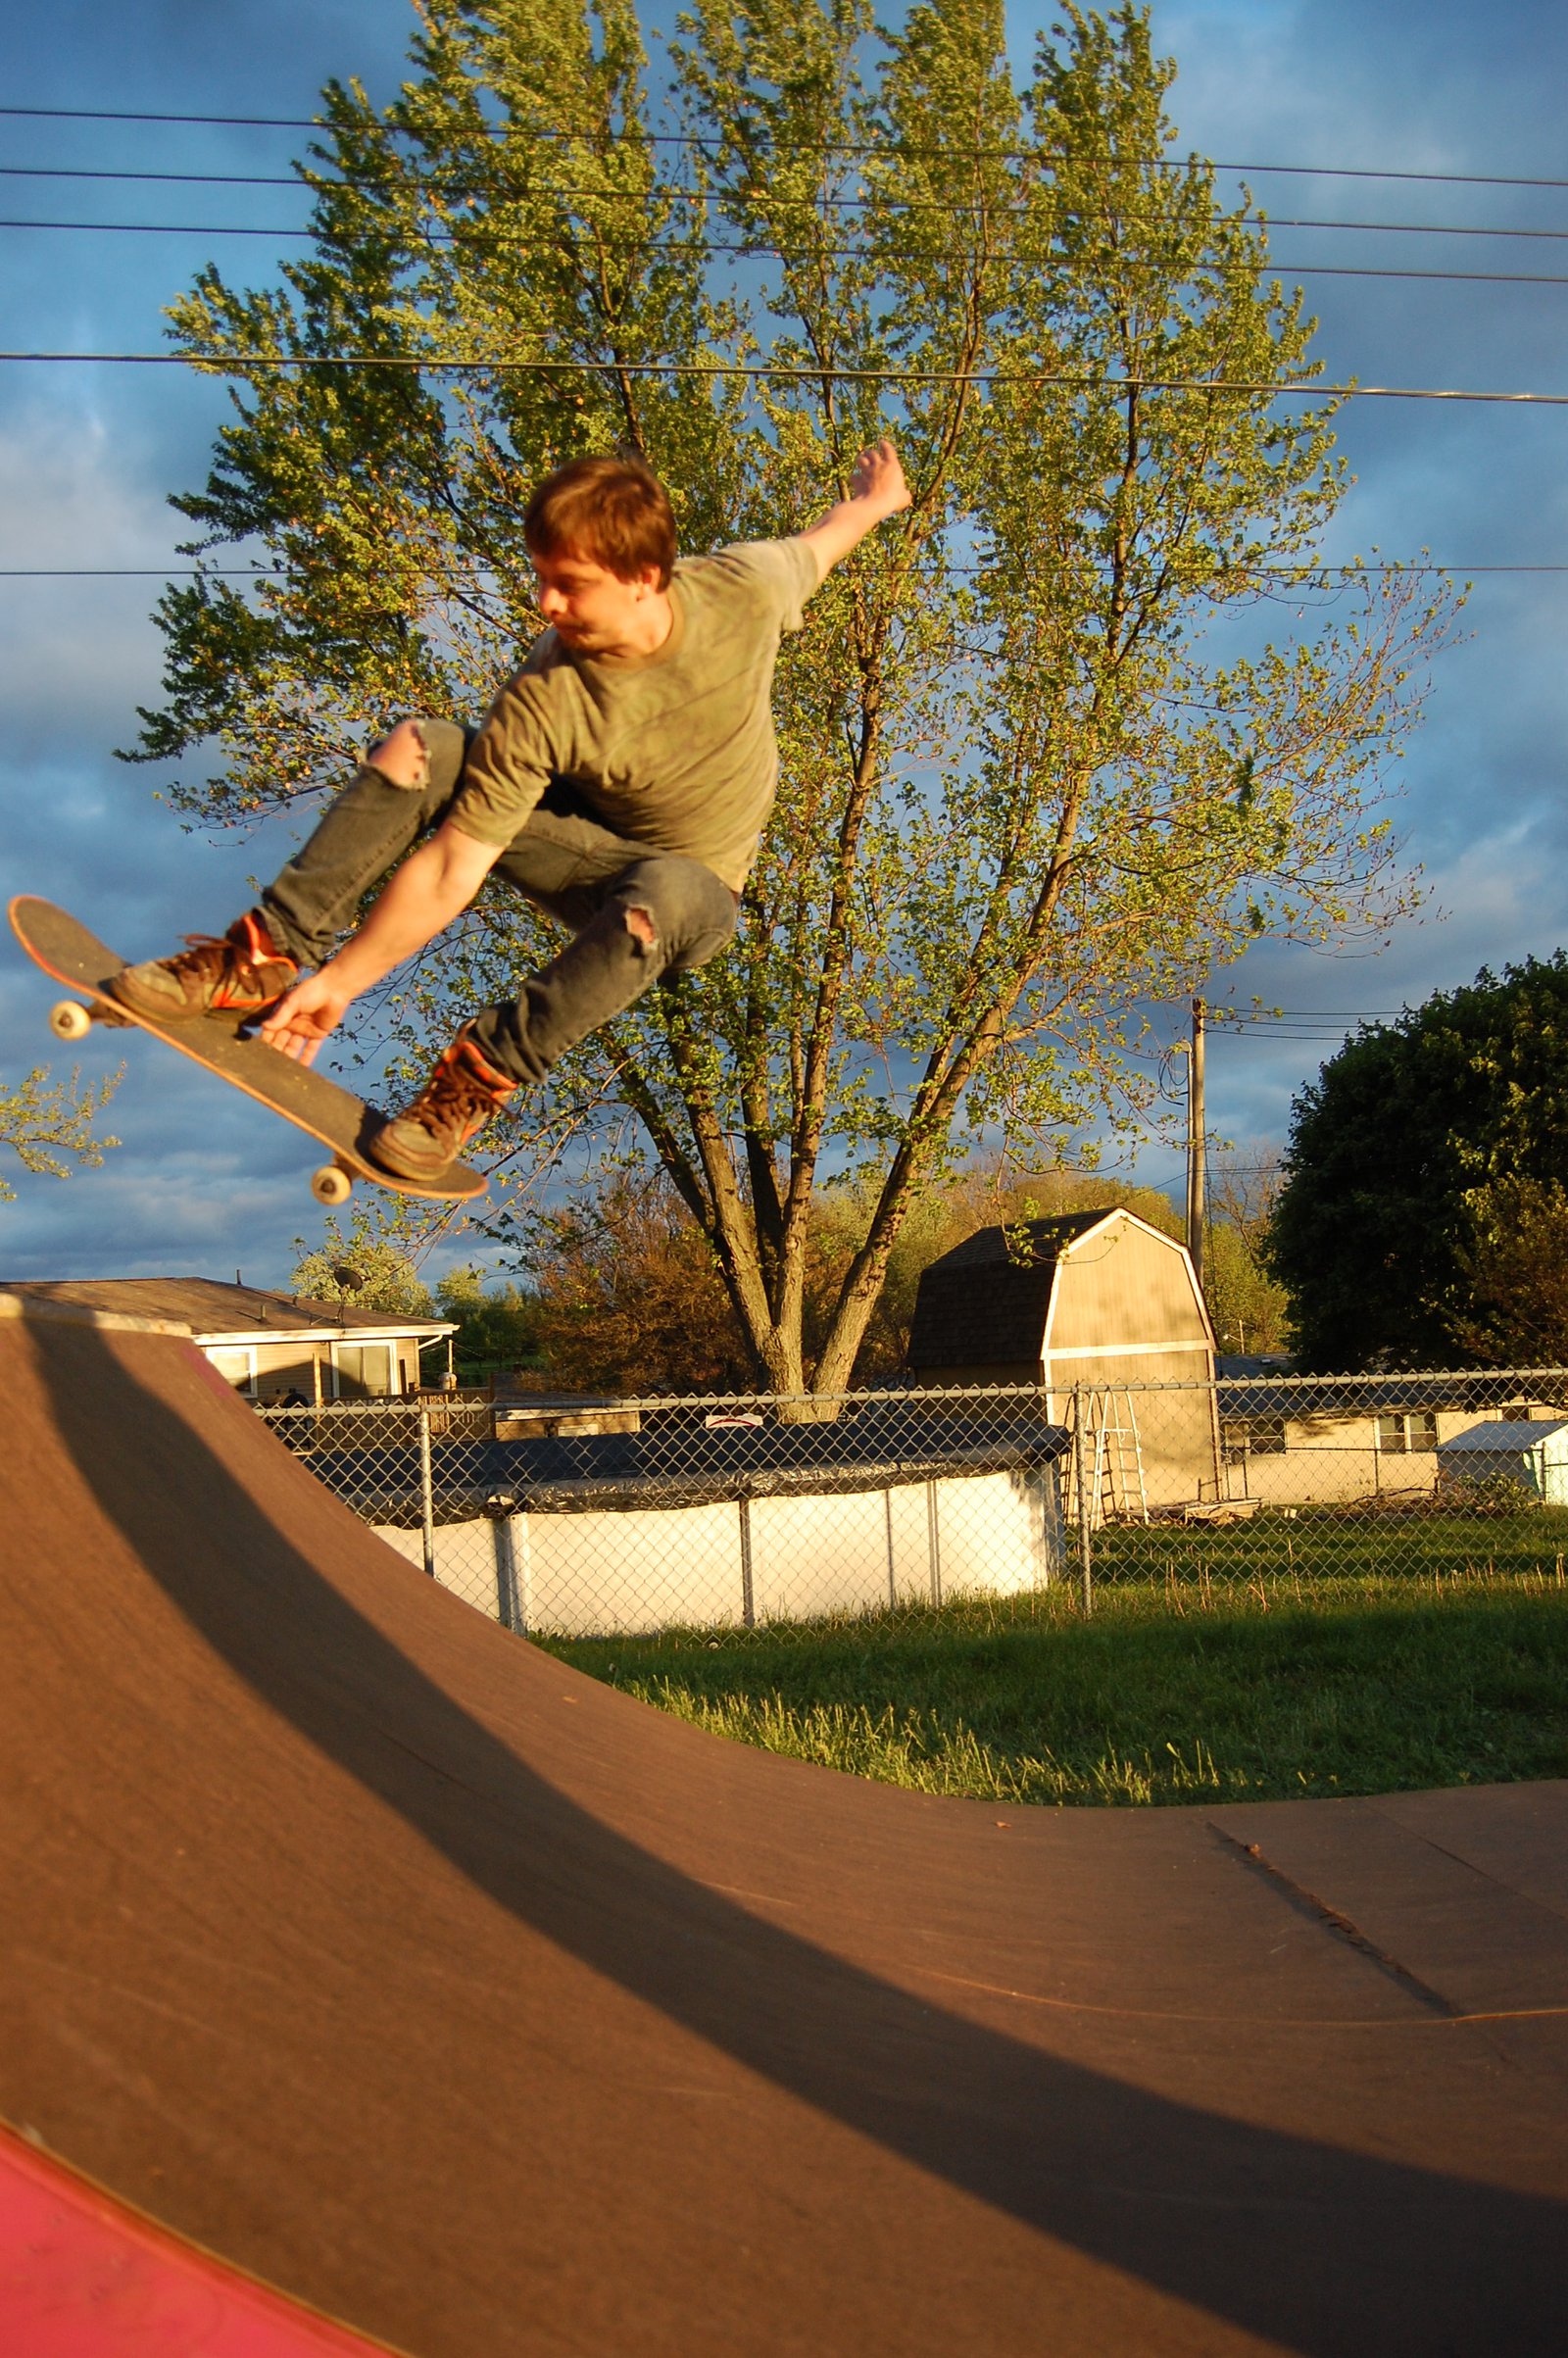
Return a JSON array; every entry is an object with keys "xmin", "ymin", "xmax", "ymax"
[
  {"xmin": 368, "ymin": 1026, "xmax": 516, "ymax": 1181},
  {"xmin": 109, "ymin": 910, "xmax": 299, "ymax": 1022}
]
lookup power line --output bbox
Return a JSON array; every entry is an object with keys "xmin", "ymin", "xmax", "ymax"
[
  {"xmin": 5, "ymin": 351, "xmax": 1568, "ymax": 402},
  {"xmin": 8, "ymin": 169, "xmax": 1568, "ymax": 243},
  {"xmin": 0, "ymin": 563, "xmax": 1560, "ymax": 582},
  {"xmin": 3, "ymin": 105, "xmax": 1568, "ymax": 190},
  {"xmin": 8, "ymin": 171, "xmax": 1568, "ymax": 238},
  {"xmin": 9, "ymin": 220, "xmax": 1568, "ymax": 288}
]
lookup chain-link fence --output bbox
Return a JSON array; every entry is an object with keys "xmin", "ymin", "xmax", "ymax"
[{"xmin": 257, "ymin": 1366, "xmax": 1568, "ymax": 1636}]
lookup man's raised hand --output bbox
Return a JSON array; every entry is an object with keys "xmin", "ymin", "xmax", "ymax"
[
  {"xmin": 800, "ymin": 439, "xmax": 912, "ymax": 580},
  {"xmin": 850, "ymin": 437, "xmax": 912, "ymax": 517}
]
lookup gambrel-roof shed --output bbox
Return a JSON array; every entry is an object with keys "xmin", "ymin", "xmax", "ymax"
[
  {"xmin": 908, "ymin": 1209, "xmax": 1214, "ymax": 1388},
  {"xmin": 906, "ymin": 1208, "xmax": 1220, "ymax": 1507}
]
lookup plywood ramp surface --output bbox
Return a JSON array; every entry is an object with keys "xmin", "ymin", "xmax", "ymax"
[{"xmin": 2, "ymin": 1304, "xmax": 1566, "ymax": 2356}]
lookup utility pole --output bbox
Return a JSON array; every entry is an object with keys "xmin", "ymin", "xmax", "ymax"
[{"xmin": 1185, "ymin": 996, "xmax": 1206, "ymax": 1292}]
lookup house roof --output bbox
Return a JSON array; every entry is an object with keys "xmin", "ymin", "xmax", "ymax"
[
  {"xmin": 1218, "ymin": 1374, "xmax": 1565, "ymax": 1418},
  {"xmin": 1215, "ymin": 1353, "xmax": 1297, "ymax": 1380},
  {"xmin": 0, "ymin": 1278, "xmax": 453, "ymax": 1341}
]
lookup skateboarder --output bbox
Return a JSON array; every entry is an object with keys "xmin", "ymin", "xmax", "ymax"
[{"xmin": 110, "ymin": 442, "xmax": 910, "ymax": 1180}]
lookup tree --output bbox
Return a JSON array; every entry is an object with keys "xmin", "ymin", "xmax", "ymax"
[
  {"xmin": 532, "ymin": 1152, "xmax": 1191, "ymax": 1392},
  {"xmin": 1268, "ymin": 957, "xmax": 1568, "ymax": 1368},
  {"xmin": 434, "ymin": 1263, "xmax": 543, "ymax": 1376},
  {"xmin": 127, "ymin": 0, "xmax": 1451, "ymax": 1396},
  {"xmin": 0, "ymin": 1064, "xmax": 121, "ymax": 1200},
  {"xmin": 1203, "ymin": 1143, "xmax": 1290, "ymax": 1355},
  {"xmin": 527, "ymin": 1172, "xmax": 757, "ymax": 1396},
  {"xmin": 291, "ymin": 1203, "xmax": 437, "ymax": 1316},
  {"xmin": 1452, "ymin": 1178, "xmax": 1568, "ymax": 1371},
  {"xmin": 811, "ymin": 1156, "xmax": 1186, "ymax": 1378}
]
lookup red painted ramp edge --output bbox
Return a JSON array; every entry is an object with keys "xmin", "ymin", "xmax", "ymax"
[{"xmin": 0, "ymin": 2125, "xmax": 408, "ymax": 2357}]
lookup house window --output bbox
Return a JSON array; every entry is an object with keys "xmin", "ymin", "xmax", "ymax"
[
  {"xmin": 333, "ymin": 1344, "xmax": 394, "ymax": 1399},
  {"xmin": 1225, "ymin": 1414, "xmax": 1287, "ymax": 1460},
  {"xmin": 1379, "ymin": 1412, "xmax": 1438, "ymax": 1455},
  {"xmin": 207, "ymin": 1348, "xmax": 254, "ymax": 1396}
]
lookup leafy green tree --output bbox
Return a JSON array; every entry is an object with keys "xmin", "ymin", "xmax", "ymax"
[
  {"xmin": 127, "ymin": 0, "xmax": 1450, "ymax": 1395},
  {"xmin": 528, "ymin": 1172, "xmax": 757, "ymax": 1396},
  {"xmin": 1451, "ymin": 1176, "xmax": 1568, "ymax": 1371},
  {"xmin": 0, "ymin": 1064, "xmax": 122, "ymax": 1200},
  {"xmin": 1268, "ymin": 957, "xmax": 1568, "ymax": 1368},
  {"xmin": 1203, "ymin": 1222, "xmax": 1290, "ymax": 1357},
  {"xmin": 1203, "ymin": 1143, "xmax": 1290, "ymax": 1354},
  {"xmin": 291, "ymin": 1204, "xmax": 437, "ymax": 1316},
  {"xmin": 434, "ymin": 1263, "xmax": 543, "ymax": 1375}
]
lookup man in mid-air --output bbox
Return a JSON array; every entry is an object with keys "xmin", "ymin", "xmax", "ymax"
[{"xmin": 112, "ymin": 439, "xmax": 910, "ymax": 1179}]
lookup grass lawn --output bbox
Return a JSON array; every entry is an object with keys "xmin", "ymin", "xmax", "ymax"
[{"xmin": 542, "ymin": 1539, "xmax": 1568, "ymax": 1807}]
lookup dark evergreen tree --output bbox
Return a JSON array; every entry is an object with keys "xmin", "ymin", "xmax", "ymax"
[{"xmin": 1269, "ymin": 956, "xmax": 1568, "ymax": 1368}]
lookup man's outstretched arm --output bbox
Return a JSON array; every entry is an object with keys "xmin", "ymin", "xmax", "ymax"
[
  {"xmin": 260, "ymin": 822, "xmax": 502, "ymax": 1065},
  {"xmin": 797, "ymin": 438, "xmax": 911, "ymax": 583}
]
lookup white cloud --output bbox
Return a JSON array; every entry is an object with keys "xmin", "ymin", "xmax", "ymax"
[{"xmin": 0, "ymin": 401, "xmax": 195, "ymax": 750}]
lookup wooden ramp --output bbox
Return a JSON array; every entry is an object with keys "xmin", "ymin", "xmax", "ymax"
[{"xmin": 1, "ymin": 1294, "xmax": 1566, "ymax": 2357}]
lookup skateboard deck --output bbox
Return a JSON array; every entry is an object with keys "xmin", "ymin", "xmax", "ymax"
[{"xmin": 9, "ymin": 896, "xmax": 487, "ymax": 1208}]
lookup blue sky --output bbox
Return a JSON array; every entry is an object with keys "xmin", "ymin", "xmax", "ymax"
[{"xmin": 1, "ymin": 0, "xmax": 1565, "ymax": 1287}]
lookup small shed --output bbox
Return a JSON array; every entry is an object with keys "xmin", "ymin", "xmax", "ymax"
[
  {"xmin": 906, "ymin": 1209, "xmax": 1219, "ymax": 1506},
  {"xmin": 1437, "ymin": 1419, "xmax": 1568, "ymax": 1504}
]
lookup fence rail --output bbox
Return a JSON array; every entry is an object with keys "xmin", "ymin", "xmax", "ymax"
[{"xmin": 258, "ymin": 1366, "xmax": 1568, "ymax": 1636}]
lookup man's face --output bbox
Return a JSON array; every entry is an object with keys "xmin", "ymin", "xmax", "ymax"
[{"xmin": 529, "ymin": 544, "xmax": 662, "ymax": 656}]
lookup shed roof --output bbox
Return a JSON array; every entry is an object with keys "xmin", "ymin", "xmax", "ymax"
[
  {"xmin": 1437, "ymin": 1419, "xmax": 1568, "ymax": 1453},
  {"xmin": 0, "ymin": 1278, "xmax": 453, "ymax": 1341},
  {"xmin": 906, "ymin": 1207, "xmax": 1191, "ymax": 1373},
  {"xmin": 924, "ymin": 1211, "xmax": 1122, "ymax": 1272}
]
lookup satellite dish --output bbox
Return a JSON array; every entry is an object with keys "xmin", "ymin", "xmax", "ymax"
[{"xmin": 331, "ymin": 1264, "xmax": 365, "ymax": 1292}]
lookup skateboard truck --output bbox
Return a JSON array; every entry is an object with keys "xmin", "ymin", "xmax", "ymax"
[
  {"xmin": 53, "ymin": 993, "xmax": 359, "ymax": 1204},
  {"xmin": 50, "ymin": 997, "xmax": 129, "ymax": 1039}
]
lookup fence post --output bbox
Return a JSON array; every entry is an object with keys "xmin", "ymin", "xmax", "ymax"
[
  {"xmin": 417, "ymin": 1400, "xmax": 436, "ymax": 1580},
  {"xmin": 926, "ymin": 1481, "xmax": 943, "ymax": 1608},
  {"xmin": 493, "ymin": 1514, "xmax": 520, "ymax": 1631},
  {"xmin": 1072, "ymin": 1383, "xmax": 1093, "ymax": 1615},
  {"xmin": 738, "ymin": 1492, "xmax": 755, "ymax": 1629}
]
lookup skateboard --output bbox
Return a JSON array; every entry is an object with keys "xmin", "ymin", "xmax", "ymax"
[{"xmin": 8, "ymin": 896, "xmax": 487, "ymax": 1208}]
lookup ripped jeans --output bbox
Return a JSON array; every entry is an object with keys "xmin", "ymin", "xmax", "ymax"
[{"xmin": 259, "ymin": 718, "xmax": 740, "ymax": 1090}]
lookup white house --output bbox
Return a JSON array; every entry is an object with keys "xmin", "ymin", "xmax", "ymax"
[{"xmin": 0, "ymin": 1278, "xmax": 455, "ymax": 1402}]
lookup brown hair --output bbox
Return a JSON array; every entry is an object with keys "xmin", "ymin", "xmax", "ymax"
[{"xmin": 523, "ymin": 455, "xmax": 678, "ymax": 589}]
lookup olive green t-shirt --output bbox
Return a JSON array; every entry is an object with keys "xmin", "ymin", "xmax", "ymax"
[{"xmin": 450, "ymin": 536, "xmax": 821, "ymax": 893}]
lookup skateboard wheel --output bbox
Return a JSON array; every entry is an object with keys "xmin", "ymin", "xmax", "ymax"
[
  {"xmin": 311, "ymin": 1163, "xmax": 353, "ymax": 1206},
  {"xmin": 49, "ymin": 999, "xmax": 93, "ymax": 1042}
]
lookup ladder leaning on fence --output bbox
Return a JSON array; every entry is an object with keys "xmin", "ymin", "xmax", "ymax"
[{"xmin": 1074, "ymin": 1388, "xmax": 1151, "ymax": 1530}]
